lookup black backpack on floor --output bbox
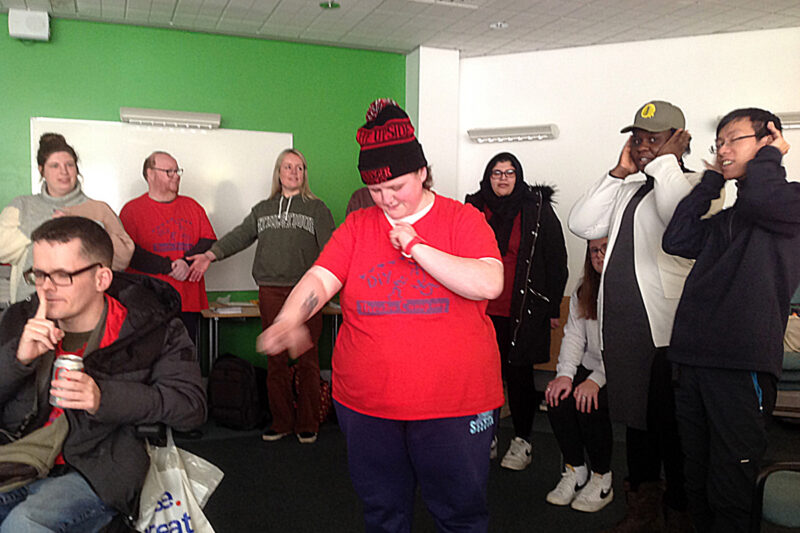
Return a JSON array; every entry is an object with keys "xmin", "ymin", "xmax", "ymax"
[{"xmin": 208, "ymin": 353, "xmax": 266, "ymax": 430}]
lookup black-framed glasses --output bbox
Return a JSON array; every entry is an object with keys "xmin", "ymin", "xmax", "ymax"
[
  {"xmin": 24, "ymin": 263, "xmax": 102, "ymax": 286},
  {"xmin": 710, "ymin": 134, "xmax": 757, "ymax": 154},
  {"xmin": 590, "ymin": 245, "xmax": 607, "ymax": 257},
  {"xmin": 491, "ymin": 169, "xmax": 516, "ymax": 179},
  {"xmin": 151, "ymin": 167, "xmax": 184, "ymax": 177}
]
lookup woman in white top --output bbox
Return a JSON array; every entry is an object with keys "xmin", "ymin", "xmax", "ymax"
[{"xmin": 544, "ymin": 237, "xmax": 613, "ymax": 513}]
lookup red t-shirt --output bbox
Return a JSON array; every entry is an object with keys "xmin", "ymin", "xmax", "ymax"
[
  {"xmin": 48, "ymin": 295, "xmax": 128, "ymax": 464},
  {"xmin": 483, "ymin": 209, "xmax": 521, "ymax": 317},
  {"xmin": 316, "ymin": 195, "xmax": 504, "ymax": 420},
  {"xmin": 120, "ymin": 194, "xmax": 216, "ymax": 311}
]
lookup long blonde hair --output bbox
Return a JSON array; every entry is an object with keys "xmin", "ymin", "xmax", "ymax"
[{"xmin": 269, "ymin": 148, "xmax": 318, "ymax": 200}]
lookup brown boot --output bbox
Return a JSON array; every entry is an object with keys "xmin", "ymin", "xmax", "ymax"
[
  {"xmin": 602, "ymin": 481, "xmax": 665, "ymax": 533},
  {"xmin": 663, "ymin": 505, "xmax": 695, "ymax": 533}
]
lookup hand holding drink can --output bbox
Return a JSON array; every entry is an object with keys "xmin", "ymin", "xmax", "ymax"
[{"xmin": 50, "ymin": 354, "xmax": 85, "ymax": 407}]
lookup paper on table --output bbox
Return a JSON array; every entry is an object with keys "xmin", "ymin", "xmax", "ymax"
[{"xmin": 214, "ymin": 306, "xmax": 243, "ymax": 315}]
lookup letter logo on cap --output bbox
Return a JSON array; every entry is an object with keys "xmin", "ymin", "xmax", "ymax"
[{"xmin": 641, "ymin": 104, "xmax": 656, "ymax": 119}]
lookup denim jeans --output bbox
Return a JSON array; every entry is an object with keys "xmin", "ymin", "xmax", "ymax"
[{"xmin": 0, "ymin": 471, "xmax": 117, "ymax": 532}]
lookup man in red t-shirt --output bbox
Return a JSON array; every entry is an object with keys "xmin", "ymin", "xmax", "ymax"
[{"xmin": 120, "ymin": 151, "xmax": 216, "ymax": 342}]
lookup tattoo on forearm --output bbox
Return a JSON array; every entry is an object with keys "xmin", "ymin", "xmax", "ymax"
[{"xmin": 301, "ymin": 291, "xmax": 319, "ymax": 318}]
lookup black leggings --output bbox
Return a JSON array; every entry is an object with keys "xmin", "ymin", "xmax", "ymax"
[
  {"xmin": 547, "ymin": 365, "xmax": 613, "ymax": 474},
  {"xmin": 491, "ymin": 315, "xmax": 537, "ymax": 440}
]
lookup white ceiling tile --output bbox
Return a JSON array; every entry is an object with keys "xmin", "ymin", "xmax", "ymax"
[
  {"xmin": 752, "ymin": 12, "xmax": 800, "ymax": 28},
  {"xmin": 103, "ymin": 10, "xmax": 125, "ymax": 19},
  {"xmin": 125, "ymin": 9, "xmax": 150, "ymax": 21},
  {"xmin": 521, "ymin": 0, "xmax": 586, "ymax": 18},
  {"xmin": 7, "ymin": 0, "xmax": 800, "ymax": 59},
  {"xmin": 375, "ymin": 0, "xmax": 429, "ymax": 16},
  {"xmin": 25, "ymin": 0, "xmax": 52, "ymax": 9},
  {"xmin": 300, "ymin": 28, "xmax": 348, "ymax": 39},
  {"xmin": 51, "ymin": 0, "xmax": 77, "ymax": 13},
  {"xmin": 258, "ymin": 24, "xmax": 303, "ymax": 37}
]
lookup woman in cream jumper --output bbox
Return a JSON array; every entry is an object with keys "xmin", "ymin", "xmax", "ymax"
[{"xmin": 0, "ymin": 133, "xmax": 133, "ymax": 303}]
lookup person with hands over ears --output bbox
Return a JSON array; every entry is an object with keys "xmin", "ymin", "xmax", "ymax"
[
  {"xmin": 120, "ymin": 151, "xmax": 216, "ymax": 344},
  {"xmin": 663, "ymin": 109, "xmax": 800, "ymax": 533},
  {"xmin": 0, "ymin": 133, "xmax": 134, "ymax": 304},
  {"xmin": 465, "ymin": 152, "xmax": 568, "ymax": 471},
  {"xmin": 0, "ymin": 216, "xmax": 205, "ymax": 532},
  {"xmin": 187, "ymin": 148, "xmax": 334, "ymax": 445},
  {"xmin": 568, "ymin": 100, "xmax": 722, "ymax": 533},
  {"xmin": 258, "ymin": 99, "xmax": 504, "ymax": 533},
  {"xmin": 544, "ymin": 237, "xmax": 614, "ymax": 514}
]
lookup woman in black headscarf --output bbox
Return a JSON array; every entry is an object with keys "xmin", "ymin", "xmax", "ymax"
[{"xmin": 466, "ymin": 152, "xmax": 568, "ymax": 471}]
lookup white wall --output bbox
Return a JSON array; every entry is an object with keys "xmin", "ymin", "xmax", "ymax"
[
  {"xmin": 406, "ymin": 47, "xmax": 461, "ymax": 200},
  {"xmin": 457, "ymin": 27, "xmax": 800, "ymax": 293}
]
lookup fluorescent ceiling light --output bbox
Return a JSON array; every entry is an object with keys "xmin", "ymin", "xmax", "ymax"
[
  {"xmin": 119, "ymin": 107, "xmax": 221, "ymax": 129},
  {"xmin": 778, "ymin": 112, "xmax": 800, "ymax": 130},
  {"xmin": 407, "ymin": 0, "xmax": 478, "ymax": 9},
  {"xmin": 467, "ymin": 125, "xmax": 559, "ymax": 143}
]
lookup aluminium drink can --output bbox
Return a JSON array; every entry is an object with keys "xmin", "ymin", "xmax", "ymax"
[{"xmin": 49, "ymin": 354, "xmax": 84, "ymax": 407}]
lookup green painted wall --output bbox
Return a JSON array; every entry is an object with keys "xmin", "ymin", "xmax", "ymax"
[
  {"xmin": 1, "ymin": 16, "xmax": 405, "ymax": 368},
  {"xmin": 0, "ymin": 15, "xmax": 405, "ymax": 220}
]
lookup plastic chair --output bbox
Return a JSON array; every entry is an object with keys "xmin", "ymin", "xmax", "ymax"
[{"xmin": 750, "ymin": 461, "xmax": 800, "ymax": 532}]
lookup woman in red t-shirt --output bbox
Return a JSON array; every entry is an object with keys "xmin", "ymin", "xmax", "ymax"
[{"xmin": 257, "ymin": 100, "xmax": 504, "ymax": 532}]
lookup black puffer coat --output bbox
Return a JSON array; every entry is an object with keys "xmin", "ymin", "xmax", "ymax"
[
  {"xmin": 466, "ymin": 184, "xmax": 569, "ymax": 366},
  {"xmin": 0, "ymin": 273, "xmax": 207, "ymax": 517}
]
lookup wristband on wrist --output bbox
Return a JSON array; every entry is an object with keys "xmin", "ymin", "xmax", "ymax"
[{"xmin": 401, "ymin": 236, "xmax": 427, "ymax": 258}]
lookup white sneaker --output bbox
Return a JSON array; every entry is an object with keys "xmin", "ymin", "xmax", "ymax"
[
  {"xmin": 571, "ymin": 471, "xmax": 614, "ymax": 513},
  {"xmin": 500, "ymin": 437, "xmax": 531, "ymax": 470},
  {"xmin": 546, "ymin": 466, "xmax": 586, "ymax": 506},
  {"xmin": 490, "ymin": 436, "xmax": 498, "ymax": 460}
]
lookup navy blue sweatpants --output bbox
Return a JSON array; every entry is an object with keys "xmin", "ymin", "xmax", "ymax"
[{"xmin": 335, "ymin": 400, "xmax": 498, "ymax": 533}]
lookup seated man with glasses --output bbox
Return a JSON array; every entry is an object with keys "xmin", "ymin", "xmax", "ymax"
[
  {"xmin": 120, "ymin": 151, "xmax": 216, "ymax": 343},
  {"xmin": 663, "ymin": 108, "xmax": 800, "ymax": 532},
  {"xmin": 568, "ymin": 100, "xmax": 725, "ymax": 532},
  {"xmin": 0, "ymin": 216, "xmax": 206, "ymax": 531}
]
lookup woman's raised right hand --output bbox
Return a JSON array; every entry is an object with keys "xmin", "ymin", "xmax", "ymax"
[{"xmin": 256, "ymin": 319, "xmax": 312, "ymax": 360}]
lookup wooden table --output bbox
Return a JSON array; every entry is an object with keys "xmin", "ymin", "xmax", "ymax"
[{"xmin": 200, "ymin": 301, "xmax": 342, "ymax": 370}]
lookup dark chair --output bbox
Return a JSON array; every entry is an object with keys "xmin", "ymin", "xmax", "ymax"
[{"xmin": 750, "ymin": 461, "xmax": 800, "ymax": 533}]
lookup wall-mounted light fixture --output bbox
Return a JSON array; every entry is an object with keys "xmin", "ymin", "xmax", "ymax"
[
  {"xmin": 408, "ymin": 0, "xmax": 478, "ymax": 9},
  {"xmin": 467, "ymin": 124, "xmax": 559, "ymax": 143},
  {"xmin": 120, "ymin": 107, "xmax": 221, "ymax": 129},
  {"xmin": 778, "ymin": 112, "xmax": 800, "ymax": 130}
]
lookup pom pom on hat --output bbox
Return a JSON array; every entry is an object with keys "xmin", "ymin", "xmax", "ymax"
[{"xmin": 366, "ymin": 98, "xmax": 398, "ymax": 122}]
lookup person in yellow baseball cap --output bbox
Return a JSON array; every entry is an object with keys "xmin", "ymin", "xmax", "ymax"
[{"xmin": 568, "ymin": 100, "xmax": 702, "ymax": 532}]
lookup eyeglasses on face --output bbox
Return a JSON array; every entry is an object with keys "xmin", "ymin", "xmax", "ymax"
[
  {"xmin": 24, "ymin": 263, "xmax": 102, "ymax": 286},
  {"xmin": 151, "ymin": 167, "xmax": 184, "ymax": 177},
  {"xmin": 590, "ymin": 245, "xmax": 607, "ymax": 257},
  {"xmin": 709, "ymin": 134, "xmax": 757, "ymax": 154},
  {"xmin": 491, "ymin": 169, "xmax": 516, "ymax": 179}
]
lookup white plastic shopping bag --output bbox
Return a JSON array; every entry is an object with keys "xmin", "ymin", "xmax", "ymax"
[{"xmin": 135, "ymin": 429, "xmax": 224, "ymax": 533}]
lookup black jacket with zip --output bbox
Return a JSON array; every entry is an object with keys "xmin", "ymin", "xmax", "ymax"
[
  {"xmin": 466, "ymin": 184, "xmax": 568, "ymax": 366},
  {"xmin": 663, "ymin": 146, "xmax": 800, "ymax": 377},
  {"xmin": 0, "ymin": 272, "xmax": 207, "ymax": 518}
]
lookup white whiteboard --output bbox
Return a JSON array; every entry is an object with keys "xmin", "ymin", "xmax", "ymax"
[{"xmin": 30, "ymin": 117, "xmax": 293, "ymax": 291}]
